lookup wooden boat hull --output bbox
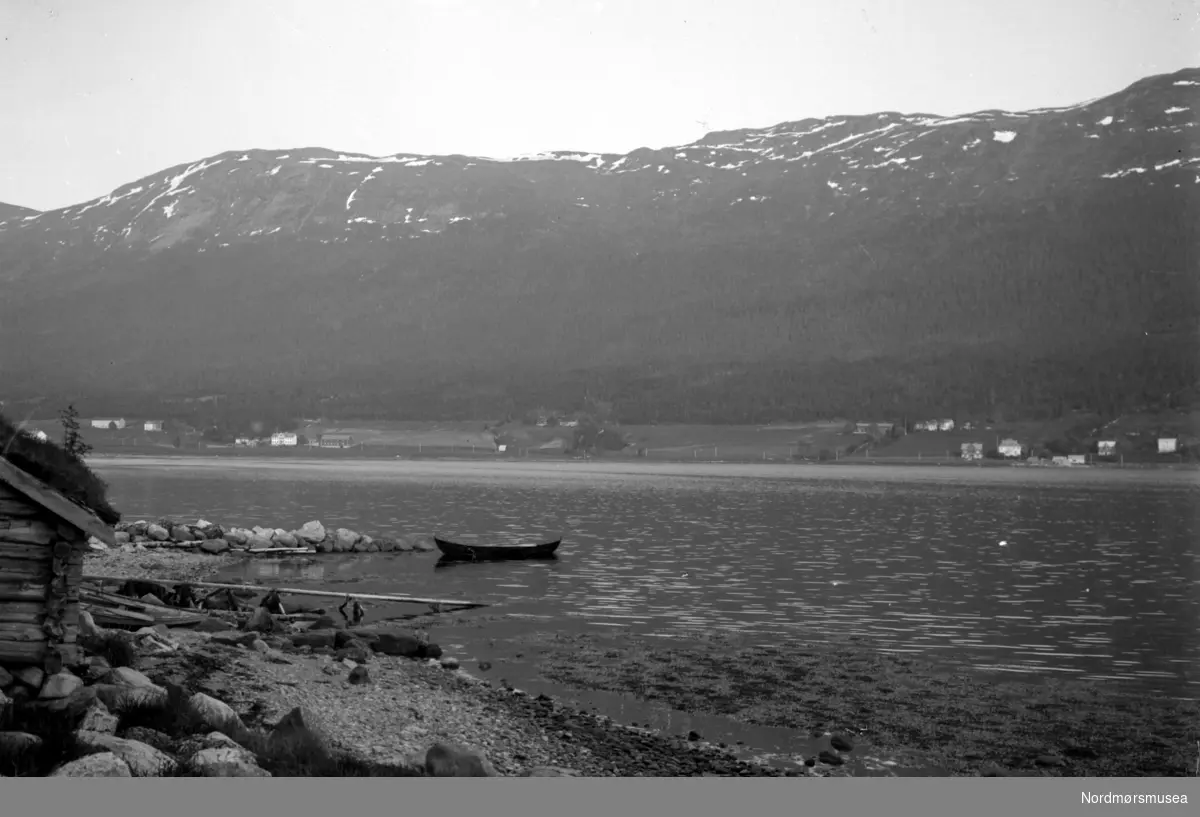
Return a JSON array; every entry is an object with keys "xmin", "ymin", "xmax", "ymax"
[{"xmin": 434, "ymin": 536, "xmax": 561, "ymax": 562}]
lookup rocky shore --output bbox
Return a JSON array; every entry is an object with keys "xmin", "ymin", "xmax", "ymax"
[
  {"xmin": 3, "ymin": 523, "xmax": 823, "ymax": 777},
  {"xmin": 0, "ymin": 609, "xmax": 809, "ymax": 777},
  {"xmin": 96, "ymin": 517, "xmax": 440, "ymax": 557}
]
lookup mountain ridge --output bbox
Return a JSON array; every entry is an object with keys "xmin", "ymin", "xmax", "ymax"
[{"xmin": 0, "ymin": 67, "xmax": 1196, "ymax": 424}]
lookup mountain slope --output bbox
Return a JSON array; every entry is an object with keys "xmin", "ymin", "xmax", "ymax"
[{"xmin": 0, "ymin": 68, "xmax": 1197, "ymax": 422}]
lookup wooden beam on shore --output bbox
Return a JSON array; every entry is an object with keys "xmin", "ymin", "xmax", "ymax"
[{"xmin": 80, "ymin": 574, "xmax": 489, "ymax": 610}]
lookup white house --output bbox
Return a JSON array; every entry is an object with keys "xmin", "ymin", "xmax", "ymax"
[
  {"xmin": 497, "ymin": 444, "xmax": 508, "ymax": 453},
  {"xmin": 234, "ymin": 437, "xmax": 257, "ymax": 447},
  {"xmin": 960, "ymin": 442, "xmax": 983, "ymax": 461},
  {"xmin": 22, "ymin": 428, "xmax": 48, "ymax": 442},
  {"xmin": 914, "ymin": 420, "xmax": 939, "ymax": 432},
  {"xmin": 1097, "ymin": 440, "xmax": 1117, "ymax": 457},
  {"xmin": 90, "ymin": 418, "xmax": 126, "ymax": 429},
  {"xmin": 998, "ymin": 438, "xmax": 1023, "ymax": 458},
  {"xmin": 143, "ymin": 420, "xmax": 164, "ymax": 432},
  {"xmin": 938, "ymin": 419, "xmax": 956, "ymax": 432},
  {"xmin": 1158, "ymin": 437, "xmax": 1178, "ymax": 454},
  {"xmin": 1067, "ymin": 453, "xmax": 1087, "ymax": 466},
  {"xmin": 270, "ymin": 432, "xmax": 298, "ymax": 447}
]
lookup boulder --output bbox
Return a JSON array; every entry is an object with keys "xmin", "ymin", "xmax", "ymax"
[
  {"xmin": 13, "ymin": 666, "xmax": 44, "ymax": 690},
  {"xmin": 92, "ymin": 682, "xmax": 169, "ymax": 713},
  {"xmin": 0, "ymin": 731, "xmax": 43, "ymax": 754},
  {"xmin": 78, "ymin": 700, "xmax": 120, "ymax": 735},
  {"xmin": 246, "ymin": 534, "xmax": 273, "ymax": 550},
  {"xmin": 104, "ymin": 667, "xmax": 159, "ymax": 690},
  {"xmin": 224, "ymin": 528, "xmax": 250, "ymax": 545},
  {"xmin": 74, "ymin": 730, "xmax": 178, "ymax": 776},
  {"xmin": 77, "ymin": 610, "xmax": 102, "ymax": 640},
  {"xmin": 314, "ymin": 536, "xmax": 332, "ymax": 553},
  {"xmin": 272, "ymin": 531, "xmax": 299, "ymax": 548},
  {"xmin": 189, "ymin": 692, "xmax": 245, "ymax": 734},
  {"xmin": 200, "ymin": 538, "xmax": 231, "ymax": 555},
  {"xmin": 114, "ymin": 530, "xmax": 131, "ymax": 544},
  {"xmin": 439, "ymin": 656, "xmax": 460, "ymax": 670},
  {"xmin": 169, "ymin": 525, "xmax": 194, "ymax": 542},
  {"xmin": 830, "ymin": 733, "xmax": 855, "ymax": 752},
  {"xmin": 424, "ymin": 743, "xmax": 498, "ymax": 777},
  {"xmin": 84, "ymin": 655, "xmax": 111, "ymax": 682},
  {"xmin": 243, "ymin": 607, "xmax": 277, "ymax": 633},
  {"xmin": 204, "ymin": 525, "xmax": 226, "ymax": 540},
  {"xmin": 50, "ymin": 751, "xmax": 133, "ymax": 777},
  {"xmin": 129, "ymin": 520, "xmax": 149, "ymax": 535},
  {"xmin": 334, "ymin": 641, "xmax": 371, "ymax": 664},
  {"xmin": 147, "ymin": 523, "xmax": 170, "ymax": 541},
  {"xmin": 371, "ymin": 631, "xmax": 424, "ymax": 658},
  {"xmin": 402, "ymin": 534, "xmax": 437, "ymax": 552},
  {"xmin": 120, "ymin": 727, "xmax": 174, "ymax": 753},
  {"xmin": 269, "ymin": 706, "xmax": 334, "ymax": 752},
  {"xmin": 335, "ymin": 528, "xmax": 359, "ymax": 551},
  {"xmin": 189, "ymin": 746, "xmax": 271, "ymax": 777},
  {"xmin": 39, "ymin": 671, "xmax": 84, "ymax": 700},
  {"xmin": 376, "ymin": 537, "xmax": 398, "ymax": 552},
  {"xmin": 424, "ymin": 643, "xmax": 443, "ymax": 660},
  {"xmin": 252, "ymin": 526, "xmax": 273, "ymax": 538},
  {"xmin": 295, "ymin": 520, "xmax": 326, "ymax": 544}
]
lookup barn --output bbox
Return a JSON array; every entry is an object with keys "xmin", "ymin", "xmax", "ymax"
[{"xmin": 0, "ymin": 457, "xmax": 116, "ymax": 669}]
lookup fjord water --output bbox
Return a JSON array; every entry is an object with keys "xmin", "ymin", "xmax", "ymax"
[{"xmin": 95, "ymin": 461, "xmax": 1199, "ymax": 767}]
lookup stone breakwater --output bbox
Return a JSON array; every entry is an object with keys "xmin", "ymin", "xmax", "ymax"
[{"xmin": 96, "ymin": 518, "xmax": 438, "ymax": 557}]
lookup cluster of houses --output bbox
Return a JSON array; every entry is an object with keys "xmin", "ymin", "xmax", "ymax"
[
  {"xmin": 233, "ymin": 432, "xmax": 356, "ymax": 448},
  {"xmin": 88, "ymin": 418, "xmax": 163, "ymax": 431}
]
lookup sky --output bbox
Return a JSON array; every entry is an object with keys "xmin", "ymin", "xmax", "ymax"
[{"xmin": 1, "ymin": 0, "xmax": 1197, "ymax": 211}]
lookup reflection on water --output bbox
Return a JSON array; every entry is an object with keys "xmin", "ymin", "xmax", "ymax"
[{"xmin": 99, "ymin": 467, "xmax": 1200, "ymax": 696}]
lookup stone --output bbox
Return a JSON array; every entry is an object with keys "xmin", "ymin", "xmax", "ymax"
[
  {"xmin": 292, "ymin": 631, "xmax": 337, "ymax": 649},
  {"xmin": 376, "ymin": 537, "xmax": 398, "ymax": 552},
  {"xmin": 364, "ymin": 541, "xmax": 380, "ymax": 553},
  {"xmin": 121, "ymin": 727, "xmax": 174, "ymax": 753},
  {"xmin": 78, "ymin": 700, "xmax": 120, "ymax": 735},
  {"xmin": 817, "ymin": 750, "xmax": 844, "ymax": 766},
  {"xmin": 39, "ymin": 671, "xmax": 84, "ymax": 700},
  {"xmin": 295, "ymin": 520, "xmax": 326, "ymax": 544},
  {"xmin": 114, "ymin": 531, "xmax": 131, "ymax": 544},
  {"xmin": 830, "ymin": 733, "xmax": 855, "ymax": 752},
  {"xmin": 439, "ymin": 656, "xmax": 460, "ymax": 670},
  {"xmin": 200, "ymin": 538, "xmax": 231, "ymax": 555},
  {"xmin": 423, "ymin": 643, "xmax": 443, "ymax": 660},
  {"xmin": 424, "ymin": 743, "xmax": 498, "ymax": 777},
  {"xmin": 406, "ymin": 534, "xmax": 437, "ymax": 552},
  {"xmin": 170, "ymin": 525, "xmax": 195, "ymax": 542},
  {"xmin": 270, "ymin": 706, "xmax": 333, "ymax": 751},
  {"xmin": 687, "ymin": 730, "xmax": 702, "ymax": 742},
  {"xmin": 243, "ymin": 607, "xmax": 276, "ymax": 633},
  {"xmin": 189, "ymin": 746, "xmax": 271, "ymax": 777},
  {"xmin": 147, "ymin": 523, "xmax": 170, "ymax": 541},
  {"xmin": 13, "ymin": 666, "xmax": 45, "ymax": 690},
  {"xmin": 348, "ymin": 666, "xmax": 370, "ymax": 684},
  {"xmin": 335, "ymin": 528, "xmax": 359, "ymax": 551},
  {"xmin": 272, "ymin": 531, "xmax": 298, "ymax": 548},
  {"xmin": 77, "ymin": 610, "xmax": 102, "ymax": 640},
  {"xmin": 189, "ymin": 692, "xmax": 244, "ymax": 733},
  {"xmin": 104, "ymin": 666, "xmax": 158, "ymax": 690},
  {"xmin": 51, "ymin": 751, "xmax": 133, "ymax": 777},
  {"xmin": 0, "ymin": 731, "xmax": 42, "ymax": 754},
  {"xmin": 334, "ymin": 642, "xmax": 371, "ymax": 664},
  {"xmin": 224, "ymin": 528, "xmax": 249, "ymax": 545},
  {"xmin": 314, "ymin": 537, "xmax": 331, "ymax": 553},
  {"xmin": 371, "ymin": 631, "xmax": 425, "ymax": 658},
  {"xmin": 74, "ymin": 731, "xmax": 178, "ymax": 776}
]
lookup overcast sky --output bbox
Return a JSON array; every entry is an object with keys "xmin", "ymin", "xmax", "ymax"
[{"xmin": 1, "ymin": 0, "xmax": 1196, "ymax": 211}]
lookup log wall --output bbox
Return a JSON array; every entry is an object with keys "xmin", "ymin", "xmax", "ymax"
[{"xmin": 0, "ymin": 482, "xmax": 85, "ymax": 667}]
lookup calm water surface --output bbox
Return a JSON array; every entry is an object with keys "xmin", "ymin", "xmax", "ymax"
[{"xmin": 95, "ymin": 462, "xmax": 1200, "ymax": 697}]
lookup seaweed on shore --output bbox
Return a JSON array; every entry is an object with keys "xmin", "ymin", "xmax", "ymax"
[{"xmin": 526, "ymin": 630, "xmax": 1199, "ymax": 777}]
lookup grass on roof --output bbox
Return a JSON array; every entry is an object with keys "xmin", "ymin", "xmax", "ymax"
[{"xmin": 0, "ymin": 411, "xmax": 120, "ymax": 525}]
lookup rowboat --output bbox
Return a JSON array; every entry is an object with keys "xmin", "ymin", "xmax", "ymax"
[{"xmin": 433, "ymin": 535, "xmax": 562, "ymax": 562}]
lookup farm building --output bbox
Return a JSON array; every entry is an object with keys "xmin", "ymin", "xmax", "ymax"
[
  {"xmin": 1158, "ymin": 437, "xmax": 1178, "ymax": 454},
  {"xmin": 90, "ymin": 418, "xmax": 126, "ymax": 430},
  {"xmin": 234, "ymin": 437, "xmax": 257, "ymax": 447},
  {"xmin": 938, "ymin": 419, "xmax": 956, "ymax": 432},
  {"xmin": 270, "ymin": 432, "xmax": 298, "ymax": 447},
  {"xmin": 1067, "ymin": 453, "xmax": 1087, "ymax": 465},
  {"xmin": 143, "ymin": 420, "xmax": 163, "ymax": 432},
  {"xmin": 319, "ymin": 433, "xmax": 355, "ymax": 449},
  {"xmin": 1097, "ymin": 440, "xmax": 1117, "ymax": 457},
  {"xmin": 0, "ymin": 457, "xmax": 115, "ymax": 667},
  {"xmin": 960, "ymin": 442, "xmax": 983, "ymax": 461},
  {"xmin": 998, "ymin": 438, "xmax": 1023, "ymax": 458}
]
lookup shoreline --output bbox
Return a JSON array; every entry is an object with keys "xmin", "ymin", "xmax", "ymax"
[
  {"xmin": 87, "ymin": 454, "xmax": 1200, "ymax": 488},
  {"xmin": 81, "ymin": 545, "xmax": 1200, "ymax": 777}
]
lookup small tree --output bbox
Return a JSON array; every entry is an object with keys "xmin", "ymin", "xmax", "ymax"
[{"xmin": 58, "ymin": 404, "xmax": 92, "ymax": 461}]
